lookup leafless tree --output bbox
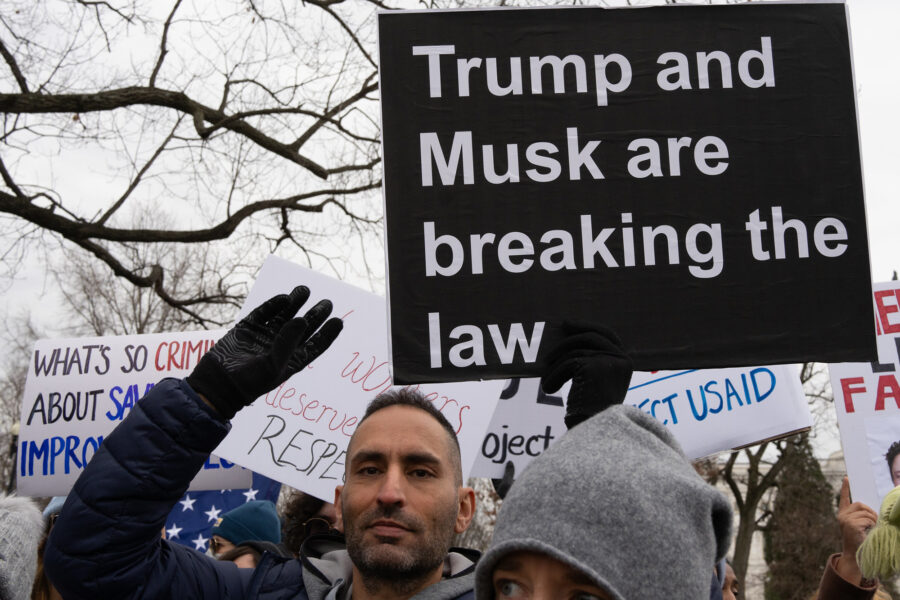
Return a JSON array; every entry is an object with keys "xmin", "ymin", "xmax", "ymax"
[
  {"xmin": 1, "ymin": 0, "xmax": 386, "ymax": 327},
  {"xmin": 0, "ymin": 315, "xmax": 41, "ymax": 493},
  {"xmin": 49, "ymin": 213, "xmax": 242, "ymax": 336},
  {"xmin": 763, "ymin": 434, "xmax": 840, "ymax": 600},
  {"xmin": 719, "ymin": 362, "xmax": 833, "ymax": 598}
]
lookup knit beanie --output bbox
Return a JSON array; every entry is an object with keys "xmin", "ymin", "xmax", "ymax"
[
  {"xmin": 211, "ymin": 500, "xmax": 282, "ymax": 545},
  {"xmin": 856, "ymin": 484, "xmax": 900, "ymax": 580},
  {"xmin": 0, "ymin": 495, "xmax": 44, "ymax": 600},
  {"xmin": 475, "ymin": 405, "xmax": 733, "ymax": 600}
]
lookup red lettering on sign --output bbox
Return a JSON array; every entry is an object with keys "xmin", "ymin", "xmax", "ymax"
[
  {"xmin": 155, "ymin": 343, "xmax": 164, "ymax": 370},
  {"xmin": 875, "ymin": 289, "xmax": 900, "ymax": 335},
  {"xmin": 875, "ymin": 374, "xmax": 900, "ymax": 411},
  {"xmin": 154, "ymin": 338, "xmax": 214, "ymax": 371},
  {"xmin": 340, "ymin": 353, "xmax": 392, "ymax": 396},
  {"xmin": 840, "ymin": 377, "xmax": 866, "ymax": 413}
]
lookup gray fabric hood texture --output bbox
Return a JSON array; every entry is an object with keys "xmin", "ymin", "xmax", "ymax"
[
  {"xmin": 475, "ymin": 405, "xmax": 733, "ymax": 600},
  {"xmin": 0, "ymin": 494, "xmax": 44, "ymax": 600}
]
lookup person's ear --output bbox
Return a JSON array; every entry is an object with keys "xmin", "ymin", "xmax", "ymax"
[
  {"xmin": 333, "ymin": 485, "xmax": 344, "ymax": 532},
  {"xmin": 454, "ymin": 486, "xmax": 476, "ymax": 534}
]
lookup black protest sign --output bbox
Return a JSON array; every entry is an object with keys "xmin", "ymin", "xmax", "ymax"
[{"xmin": 378, "ymin": 3, "xmax": 875, "ymax": 384}]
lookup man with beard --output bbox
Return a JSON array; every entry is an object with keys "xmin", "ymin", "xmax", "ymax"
[
  {"xmin": 333, "ymin": 390, "xmax": 477, "ymax": 599},
  {"xmin": 43, "ymin": 286, "xmax": 478, "ymax": 600}
]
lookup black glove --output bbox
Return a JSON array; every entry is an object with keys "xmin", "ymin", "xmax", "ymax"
[
  {"xmin": 540, "ymin": 322, "xmax": 633, "ymax": 429},
  {"xmin": 187, "ymin": 285, "xmax": 343, "ymax": 419}
]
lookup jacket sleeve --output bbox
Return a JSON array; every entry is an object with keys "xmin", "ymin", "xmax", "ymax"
[
  {"xmin": 815, "ymin": 553, "xmax": 877, "ymax": 600},
  {"xmin": 44, "ymin": 378, "xmax": 253, "ymax": 600}
]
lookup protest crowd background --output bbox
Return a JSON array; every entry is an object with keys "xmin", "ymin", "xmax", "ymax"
[{"xmin": 1, "ymin": 1, "xmax": 900, "ymax": 599}]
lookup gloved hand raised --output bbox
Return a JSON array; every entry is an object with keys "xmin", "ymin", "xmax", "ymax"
[
  {"xmin": 540, "ymin": 322, "xmax": 633, "ymax": 429},
  {"xmin": 187, "ymin": 285, "xmax": 343, "ymax": 419}
]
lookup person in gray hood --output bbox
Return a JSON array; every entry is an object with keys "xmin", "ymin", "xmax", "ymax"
[{"xmin": 475, "ymin": 323, "xmax": 733, "ymax": 600}]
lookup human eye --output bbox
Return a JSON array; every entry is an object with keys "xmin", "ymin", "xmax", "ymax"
[
  {"xmin": 410, "ymin": 468, "xmax": 435, "ymax": 479},
  {"xmin": 572, "ymin": 594, "xmax": 603, "ymax": 600},
  {"xmin": 356, "ymin": 465, "xmax": 380, "ymax": 476},
  {"xmin": 495, "ymin": 579, "xmax": 526, "ymax": 599}
]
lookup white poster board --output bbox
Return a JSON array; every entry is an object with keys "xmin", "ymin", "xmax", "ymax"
[
  {"xmin": 17, "ymin": 330, "xmax": 252, "ymax": 496},
  {"xmin": 473, "ymin": 364, "xmax": 811, "ymax": 477},
  {"xmin": 215, "ymin": 256, "xmax": 504, "ymax": 502},
  {"xmin": 829, "ymin": 281, "xmax": 900, "ymax": 509}
]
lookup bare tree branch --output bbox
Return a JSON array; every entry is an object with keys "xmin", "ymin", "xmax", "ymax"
[
  {"xmin": 0, "ymin": 37, "xmax": 28, "ymax": 93},
  {"xmin": 723, "ymin": 450, "xmax": 743, "ymax": 513},
  {"xmin": 0, "ymin": 88, "xmax": 331, "ymax": 179},
  {"xmin": 305, "ymin": 0, "xmax": 379, "ymax": 69},
  {"xmin": 0, "ymin": 153, "xmax": 27, "ymax": 198},
  {"xmin": 74, "ymin": 0, "xmax": 136, "ymax": 23},
  {"xmin": 149, "ymin": 0, "xmax": 183, "ymax": 88},
  {"xmin": 292, "ymin": 78, "xmax": 378, "ymax": 152},
  {"xmin": 96, "ymin": 116, "xmax": 182, "ymax": 225},
  {"xmin": 0, "ymin": 182, "xmax": 380, "ymax": 243},
  {"xmin": 72, "ymin": 236, "xmax": 234, "ymax": 327}
]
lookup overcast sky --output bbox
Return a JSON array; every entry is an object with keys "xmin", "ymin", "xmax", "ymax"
[{"xmin": 845, "ymin": 0, "xmax": 899, "ymax": 282}]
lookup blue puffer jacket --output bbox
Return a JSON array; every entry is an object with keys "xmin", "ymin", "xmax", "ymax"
[{"xmin": 43, "ymin": 378, "xmax": 477, "ymax": 600}]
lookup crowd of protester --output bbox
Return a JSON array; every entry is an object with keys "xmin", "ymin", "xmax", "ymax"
[{"xmin": 0, "ymin": 285, "xmax": 897, "ymax": 599}]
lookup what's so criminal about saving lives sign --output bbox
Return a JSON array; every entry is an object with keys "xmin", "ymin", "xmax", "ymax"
[
  {"xmin": 16, "ymin": 330, "xmax": 253, "ymax": 497},
  {"xmin": 379, "ymin": 2, "xmax": 875, "ymax": 384}
]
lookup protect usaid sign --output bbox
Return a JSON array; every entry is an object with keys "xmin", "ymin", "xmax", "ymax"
[
  {"xmin": 17, "ymin": 329, "xmax": 252, "ymax": 497},
  {"xmin": 378, "ymin": 2, "xmax": 875, "ymax": 383},
  {"xmin": 473, "ymin": 364, "xmax": 811, "ymax": 478}
]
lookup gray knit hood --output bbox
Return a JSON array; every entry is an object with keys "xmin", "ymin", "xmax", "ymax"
[
  {"xmin": 0, "ymin": 494, "xmax": 44, "ymax": 600},
  {"xmin": 475, "ymin": 405, "xmax": 732, "ymax": 600}
]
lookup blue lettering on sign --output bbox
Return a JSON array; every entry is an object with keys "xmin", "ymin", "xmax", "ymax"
[
  {"xmin": 203, "ymin": 456, "xmax": 237, "ymax": 470},
  {"xmin": 637, "ymin": 394, "xmax": 679, "ymax": 425},
  {"xmin": 106, "ymin": 382, "xmax": 156, "ymax": 421},
  {"xmin": 750, "ymin": 367, "xmax": 776, "ymax": 403},
  {"xmin": 20, "ymin": 435, "xmax": 104, "ymax": 477},
  {"xmin": 637, "ymin": 368, "xmax": 778, "ymax": 423}
]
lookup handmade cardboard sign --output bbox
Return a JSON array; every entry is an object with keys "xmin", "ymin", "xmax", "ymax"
[
  {"xmin": 378, "ymin": 2, "xmax": 875, "ymax": 383},
  {"xmin": 214, "ymin": 256, "xmax": 504, "ymax": 502},
  {"xmin": 473, "ymin": 364, "xmax": 811, "ymax": 477},
  {"xmin": 829, "ymin": 282, "xmax": 900, "ymax": 509},
  {"xmin": 17, "ymin": 330, "xmax": 252, "ymax": 497}
]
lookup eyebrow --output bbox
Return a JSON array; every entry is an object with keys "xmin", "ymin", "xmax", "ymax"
[
  {"xmin": 349, "ymin": 449, "xmax": 385, "ymax": 466},
  {"xmin": 403, "ymin": 451, "xmax": 443, "ymax": 467},
  {"xmin": 349, "ymin": 449, "xmax": 444, "ymax": 468}
]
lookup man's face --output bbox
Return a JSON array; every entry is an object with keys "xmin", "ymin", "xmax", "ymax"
[
  {"xmin": 892, "ymin": 453, "xmax": 900, "ymax": 487},
  {"xmin": 722, "ymin": 563, "xmax": 739, "ymax": 600},
  {"xmin": 491, "ymin": 551, "xmax": 611, "ymax": 600},
  {"xmin": 335, "ymin": 405, "xmax": 474, "ymax": 582}
]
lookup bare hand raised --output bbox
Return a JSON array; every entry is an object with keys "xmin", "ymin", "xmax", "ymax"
[{"xmin": 835, "ymin": 476, "xmax": 878, "ymax": 584}]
